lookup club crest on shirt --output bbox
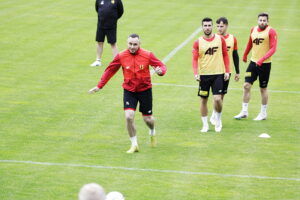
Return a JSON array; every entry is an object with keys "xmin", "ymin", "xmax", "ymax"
[
  {"xmin": 139, "ymin": 65, "xmax": 144, "ymax": 70},
  {"xmin": 100, "ymin": 0, "xmax": 104, "ymax": 5},
  {"xmin": 125, "ymin": 66, "xmax": 130, "ymax": 69}
]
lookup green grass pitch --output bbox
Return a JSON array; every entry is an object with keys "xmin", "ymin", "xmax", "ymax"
[{"xmin": 0, "ymin": 0, "xmax": 300, "ymax": 199}]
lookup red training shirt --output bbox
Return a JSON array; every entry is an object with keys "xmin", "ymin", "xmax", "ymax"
[{"xmin": 97, "ymin": 48, "xmax": 167, "ymax": 92}]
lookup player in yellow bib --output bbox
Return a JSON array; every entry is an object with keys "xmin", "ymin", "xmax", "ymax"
[
  {"xmin": 234, "ymin": 13, "xmax": 277, "ymax": 120},
  {"xmin": 192, "ymin": 17, "xmax": 230, "ymax": 132},
  {"xmin": 210, "ymin": 17, "xmax": 240, "ymax": 126}
]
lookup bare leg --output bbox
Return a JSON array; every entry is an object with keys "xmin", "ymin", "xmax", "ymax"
[
  {"xmin": 125, "ymin": 110, "xmax": 136, "ymax": 137},
  {"xmin": 213, "ymin": 95, "xmax": 223, "ymax": 132},
  {"xmin": 253, "ymin": 87, "xmax": 268, "ymax": 120},
  {"xmin": 213, "ymin": 95, "xmax": 222, "ymax": 113},
  {"xmin": 234, "ymin": 82, "xmax": 252, "ymax": 119},
  {"xmin": 260, "ymin": 88, "xmax": 268, "ymax": 105},
  {"xmin": 200, "ymin": 97, "xmax": 208, "ymax": 117},
  {"xmin": 243, "ymin": 82, "xmax": 252, "ymax": 103},
  {"xmin": 125, "ymin": 110, "xmax": 139, "ymax": 153},
  {"xmin": 142, "ymin": 115, "xmax": 154, "ymax": 130},
  {"xmin": 96, "ymin": 42, "xmax": 104, "ymax": 60},
  {"xmin": 143, "ymin": 115, "xmax": 156, "ymax": 146},
  {"xmin": 200, "ymin": 97, "xmax": 209, "ymax": 132},
  {"xmin": 110, "ymin": 43, "xmax": 118, "ymax": 57}
]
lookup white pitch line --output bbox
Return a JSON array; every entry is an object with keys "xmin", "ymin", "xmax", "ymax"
[
  {"xmin": 162, "ymin": 27, "xmax": 202, "ymax": 64},
  {"xmin": 153, "ymin": 83, "xmax": 300, "ymax": 94},
  {"xmin": 1, "ymin": 160, "xmax": 299, "ymax": 182},
  {"xmin": 151, "ymin": 27, "xmax": 202, "ymax": 75}
]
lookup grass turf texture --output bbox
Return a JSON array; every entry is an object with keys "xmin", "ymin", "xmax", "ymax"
[{"xmin": 0, "ymin": 0, "xmax": 300, "ymax": 199}]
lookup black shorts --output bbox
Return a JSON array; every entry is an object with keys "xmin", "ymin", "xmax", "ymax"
[
  {"xmin": 96, "ymin": 25, "xmax": 117, "ymax": 44},
  {"xmin": 245, "ymin": 61, "xmax": 271, "ymax": 88},
  {"xmin": 123, "ymin": 89, "xmax": 153, "ymax": 116},
  {"xmin": 222, "ymin": 73, "xmax": 231, "ymax": 94},
  {"xmin": 198, "ymin": 74, "xmax": 224, "ymax": 98}
]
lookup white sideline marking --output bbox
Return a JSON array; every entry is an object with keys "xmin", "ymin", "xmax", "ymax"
[
  {"xmin": 153, "ymin": 83, "xmax": 300, "ymax": 94},
  {"xmin": 151, "ymin": 27, "xmax": 202, "ymax": 75},
  {"xmin": 1, "ymin": 160, "xmax": 299, "ymax": 182}
]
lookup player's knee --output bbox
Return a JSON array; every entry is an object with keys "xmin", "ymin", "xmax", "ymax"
[
  {"xmin": 143, "ymin": 115, "xmax": 154, "ymax": 123},
  {"xmin": 260, "ymin": 87, "xmax": 268, "ymax": 94},
  {"xmin": 244, "ymin": 83, "xmax": 252, "ymax": 90},
  {"xmin": 125, "ymin": 111, "xmax": 135, "ymax": 122},
  {"xmin": 213, "ymin": 97, "xmax": 222, "ymax": 106}
]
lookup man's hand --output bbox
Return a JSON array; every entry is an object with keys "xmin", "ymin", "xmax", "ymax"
[
  {"xmin": 234, "ymin": 73, "xmax": 240, "ymax": 82},
  {"xmin": 194, "ymin": 74, "xmax": 200, "ymax": 81},
  {"xmin": 256, "ymin": 60, "xmax": 263, "ymax": 67},
  {"xmin": 88, "ymin": 86, "xmax": 100, "ymax": 94},
  {"xmin": 154, "ymin": 67, "xmax": 163, "ymax": 75},
  {"xmin": 243, "ymin": 54, "xmax": 247, "ymax": 63},
  {"xmin": 224, "ymin": 73, "xmax": 230, "ymax": 81}
]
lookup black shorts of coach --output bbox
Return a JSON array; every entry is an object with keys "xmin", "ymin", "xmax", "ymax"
[
  {"xmin": 198, "ymin": 74, "xmax": 224, "ymax": 98},
  {"xmin": 245, "ymin": 61, "xmax": 271, "ymax": 88},
  {"xmin": 96, "ymin": 25, "xmax": 117, "ymax": 44},
  {"xmin": 123, "ymin": 88, "xmax": 153, "ymax": 116}
]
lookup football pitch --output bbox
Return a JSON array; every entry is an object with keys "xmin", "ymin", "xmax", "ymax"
[{"xmin": 1, "ymin": 0, "xmax": 300, "ymax": 199}]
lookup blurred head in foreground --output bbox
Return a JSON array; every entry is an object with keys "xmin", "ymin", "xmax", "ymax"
[{"xmin": 79, "ymin": 183, "xmax": 106, "ymax": 200}]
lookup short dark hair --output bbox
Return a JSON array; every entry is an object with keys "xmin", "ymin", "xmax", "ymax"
[
  {"xmin": 202, "ymin": 17, "xmax": 213, "ymax": 25},
  {"xmin": 216, "ymin": 17, "xmax": 228, "ymax": 25},
  {"xmin": 258, "ymin": 12, "xmax": 269, "ymax": 20},
  {"xmin": 128, "ymin": 33, "xmax": 140, "ymax": 39}
]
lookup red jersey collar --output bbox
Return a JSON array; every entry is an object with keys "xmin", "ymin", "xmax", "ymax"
[
  {"xmin": 257, "ymin": 25, "xmax": 269, "ymax": 32},
  {"xmin": 202, "ymin": 34, "xmax": 215, "ymax": 42},
  {"xmin": 217, "ymin": 33, "xmax": 229, "ymax": 39}
]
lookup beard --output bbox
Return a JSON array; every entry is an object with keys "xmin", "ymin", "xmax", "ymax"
[
  {"xmin": 204, "ymin": 30, "xmax": 212, "ymax": 36},
  {"xmin": 259, "ymin": 24, "xmax": 267, "ymax": 30}
]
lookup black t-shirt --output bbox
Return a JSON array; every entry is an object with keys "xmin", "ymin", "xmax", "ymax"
[{"xmin": 95, "ymin": 0, "xmax": 124, "ymax": 29}]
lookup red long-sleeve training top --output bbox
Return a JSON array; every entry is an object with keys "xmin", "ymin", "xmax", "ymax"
[{"xmin": 97, "ymin": 48, "xmax": 167, "ymax": 92}]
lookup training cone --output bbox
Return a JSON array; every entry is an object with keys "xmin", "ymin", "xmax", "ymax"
[{"xmin": 259, "ymin": 133, "xmax": 271, "ymax": 138}]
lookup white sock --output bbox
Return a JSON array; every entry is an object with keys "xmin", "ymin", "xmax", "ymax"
[
  {"xmin": 215, "ymin": 112, "xmax": 222, "ymax": 121},
  {"xmin": 211, "ymin": 110, "xmax": 216, "ymax": 118},
  {"xmin": 261, "ymin": 104, "xmax": 267, "ymax": 114},
  {"xmin": 96, "ymin": 58, "xmax": 101, "ymax": 61},
  {"xmin": 202, "ymin": 116, "xmax": 208, "ymax": 126},
  {"xmin": 242, "ymin": 103, "xmax": 248, "ymax": 113},
  {"xmin": 130, "ymin": 136, "xmax": 138, "ymax": 146},
  {"xmin": 149, "ymin": 128, "xmax": 156, "ymax": 136}
]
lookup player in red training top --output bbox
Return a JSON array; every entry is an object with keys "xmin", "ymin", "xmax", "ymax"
[
  {"xmin": 234, "ymin": 13, "xmax": 277, "ymax": 120},
  {"xmin": 192, "ymin": 17, "xmax": 230, "ymax": 133},
  {"xmin": 89, "ymin": 34, "xmax": 167, "ymax": 153},
  {"xmin": 210, "ymin": 17, "xmax": 240, "ymax": 126}
]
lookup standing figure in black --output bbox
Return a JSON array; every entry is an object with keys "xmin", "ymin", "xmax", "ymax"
[{"xmin": 91, "ymin": 0, "xmax": 124, "ymax": 67}]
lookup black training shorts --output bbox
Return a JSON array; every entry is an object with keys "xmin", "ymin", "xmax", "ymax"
[
  {"xmin": 123, "ymin": 88, "xmax": 153, "ymax": 115},
  {"xmin": 96, "ymin": 25, "xmax": 117, "ymax": 44},
  {"xmin": 222, "ymin": 73, "xmax": 231, "ymax": 94},
  {"xmin": 245, "ymin": 61, "xmax": 271, "ymax": 88},
  {"xmin": 198, "ymin": 74, "xmax": 224, "ymax": 98}
]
